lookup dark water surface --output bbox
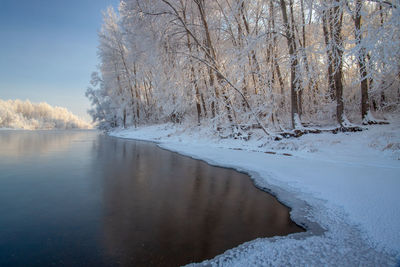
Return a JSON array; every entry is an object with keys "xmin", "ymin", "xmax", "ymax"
[{"xmin": 0, "ymin": 131, "xmax": 303, "ymax": 266}]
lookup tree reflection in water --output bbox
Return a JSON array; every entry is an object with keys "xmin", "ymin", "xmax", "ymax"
[{"xmin": 95, "ymin": 136, "xmax": 303, "ymax": 266}]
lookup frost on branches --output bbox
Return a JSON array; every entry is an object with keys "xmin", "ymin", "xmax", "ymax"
[
  {"xmin": 0, "ymin": 99, "xmax": 92, "ymax": 130},
  {"xmin": 86, "ymin": 0, "xmax": 400, "ymax": 135}
]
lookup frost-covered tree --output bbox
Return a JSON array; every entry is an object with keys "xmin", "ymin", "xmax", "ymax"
[{"xmin": 0, "ymin": 99, "xmax": 91, "ymax": 130}]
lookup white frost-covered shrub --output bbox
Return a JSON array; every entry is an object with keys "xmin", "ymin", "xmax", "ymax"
[{"xmin": 0, "ymin": 99, "xmax": 92, "ymax": 130}]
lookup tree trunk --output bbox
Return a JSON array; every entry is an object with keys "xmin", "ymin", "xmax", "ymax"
[
  {"xmin": 354, "ymin": 0, "xmax": 369, "ymax": 123},
  {"xmin": 195, "ymin": 0, "xmax": 233, "ymax": 122},
  {"xmin": 133, "ymin": 63, "xmax": 140, "ymax": 123},
  {"xmin": 322, "ymin": 9, "xmax": 335, "ymax": 101},
  {"xmin": 280, "ymin": 0, "xmax": 299, "ymax": 129},
  {"xmin": 183, "ymin": 6, "xmax": 202, "ymax": 125},
  {"xmin": 331, "ymin": 1, "xmax": 345, "ymax": 126},
  {"xmin": 322, "ymin": 1, "xmax": 345, "ymax": 126},
  {"xmin": 269, "ymin": 1, "xmax": 285, "ymax": 110}
]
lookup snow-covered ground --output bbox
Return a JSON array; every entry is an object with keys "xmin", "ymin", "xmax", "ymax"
[{"xmin": 110, "ymin": 120, "xmax": 400, "ymax": 266}]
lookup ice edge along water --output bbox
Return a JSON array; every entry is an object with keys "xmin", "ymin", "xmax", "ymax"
[{"xmin": 109, "ymin": 123, "xmax": 400, "ymax": 266}]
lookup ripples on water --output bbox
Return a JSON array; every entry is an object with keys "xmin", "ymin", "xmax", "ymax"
[{"xmin": 0, "ymin": 130, "xmax": 303, "ymax": 266}]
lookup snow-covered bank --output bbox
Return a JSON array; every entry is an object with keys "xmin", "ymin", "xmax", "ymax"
[
  {"xmin": 110, "ymin": 122, "xmax": 400, "ymax": 266},
  {"xmin": 0, "ymin": 99, "xmax": 92, "ymax": 130}
]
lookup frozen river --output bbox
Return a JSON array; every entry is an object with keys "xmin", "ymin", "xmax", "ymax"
[{"xmin": 0, "ymin": 130, "xmax": 303, "ymax": 266}]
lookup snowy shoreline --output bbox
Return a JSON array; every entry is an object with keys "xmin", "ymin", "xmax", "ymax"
[{"xmin": 109, "ymin": 122, "xmax": 400, "ymax": 266}]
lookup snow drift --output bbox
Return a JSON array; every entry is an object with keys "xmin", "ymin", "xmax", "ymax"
[{"xmin": 0, "ymin": 99, "xmax": 92, "ymax": 130}]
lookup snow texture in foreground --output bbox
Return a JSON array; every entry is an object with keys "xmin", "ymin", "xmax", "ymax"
[
  {"xmin": 110, "ymin": 120, "xmax": 400, "ymax": 266},
  {"xmin": 0, "ymin": 99, "xmax": 92, "ymax": 130}
]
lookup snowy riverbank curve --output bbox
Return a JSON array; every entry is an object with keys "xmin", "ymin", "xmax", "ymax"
[{"xmin": 109, "ymin": 121, "xmax": 400, "ymax": 266}]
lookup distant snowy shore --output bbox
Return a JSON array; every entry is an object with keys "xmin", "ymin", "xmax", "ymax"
[
  {"xmin": 110, "ymin": 120, "xmax": 400, "ymax": 266},
  {"xmin": 0, "ymin": 99, "xmax": 92, "ymax": 130}
]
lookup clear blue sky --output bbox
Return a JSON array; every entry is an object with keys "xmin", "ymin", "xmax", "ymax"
[{"xmin": 0, "ymin": 0, "xmax": 119, "ymax": 121}]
